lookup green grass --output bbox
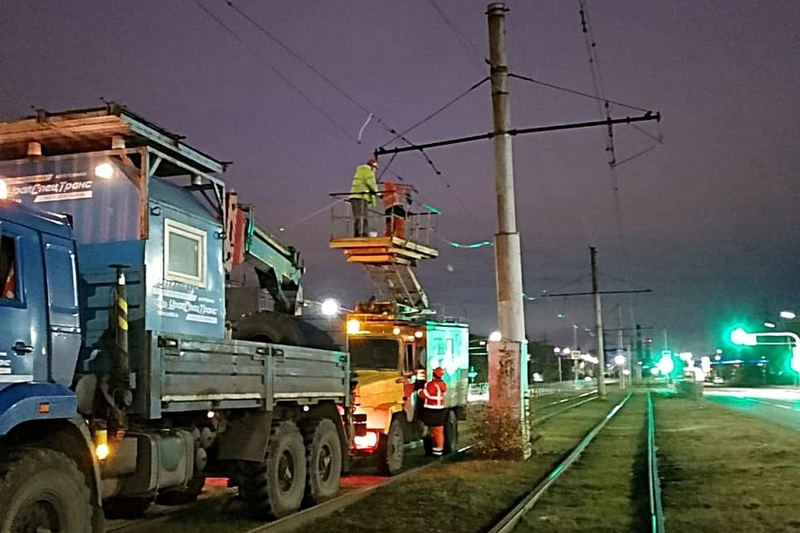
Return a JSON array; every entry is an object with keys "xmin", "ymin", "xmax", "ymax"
[
  {"xmin": 655, "ymin": 395, "xmax": 800, "ymax": 532},
  {"xmin": 514, "ymin": 393, "xmax": 648, "ymax": 533},
  {"xmin": 289, "ymin": 394, "xmax": 626, "ymax": 533}
]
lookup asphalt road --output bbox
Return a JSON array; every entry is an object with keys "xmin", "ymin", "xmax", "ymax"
[{"xmin": 704, "ymin": 386, "xmax": 800, "ymax": 431}]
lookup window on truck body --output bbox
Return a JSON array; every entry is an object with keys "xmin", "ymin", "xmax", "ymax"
[{"xmin": 164, "ymin": 218, "xmax": 206, "ymax": 287}]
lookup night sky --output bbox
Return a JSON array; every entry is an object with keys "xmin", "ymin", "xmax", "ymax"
[{"xmin": 1, "ymin": 1, "xmax": 798, "ymax": 354}]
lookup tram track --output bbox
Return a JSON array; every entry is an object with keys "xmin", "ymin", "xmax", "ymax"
[
  {"xmin": 105, "ymin": 389, "xmax": 604, "ymax": 533},
  {"xmin": 486, "ymin": 391, "xmax": 666, "ymax": 533}
]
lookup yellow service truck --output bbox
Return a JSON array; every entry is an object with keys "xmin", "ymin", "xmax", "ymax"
[{"xmin": 346, "ymin": 311, "xmax": 469, "ymax": 474}]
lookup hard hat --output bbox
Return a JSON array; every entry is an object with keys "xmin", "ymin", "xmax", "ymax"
[
  {"xmin": 367, "ymin": 158, "xmax": 378, "ymax": 168},
  {"xmin": 433, "ymin": 367, "xmax": 445, "ymax": 379}
]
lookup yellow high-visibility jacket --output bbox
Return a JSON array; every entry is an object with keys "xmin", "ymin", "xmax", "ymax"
[{"xmin": 349, "ymin": 164, "xmax": 378, "ymax": 206}]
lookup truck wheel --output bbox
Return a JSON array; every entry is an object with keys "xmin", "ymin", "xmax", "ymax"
[
  {"xmin": 303, "ymin": 418, "xmax": 342, "ymax": 505},
  {"xmin": 239, "ymin": 421, "xmax": 307, "ymax": 519},
  {"xmin": 376, "ymin": 416, "xmax": 404, "ymax": 476},
  {"xmin": 443, "ymin": 410, "xmax": 458, "ymax": 453},
  {"xmin": 232, "ymin": 311, "xmax": 302, "ymax": 345},
  {"xmin": 0, "ymin": 448, "xmax": 93, "ymax": 532}
]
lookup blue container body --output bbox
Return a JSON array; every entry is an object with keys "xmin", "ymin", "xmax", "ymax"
[{"xmin": 0, "ymin": 154, "xmax": 226, "ymax": 367}]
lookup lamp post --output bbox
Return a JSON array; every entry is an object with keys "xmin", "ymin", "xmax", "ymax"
[{"xmin": 554, "ymin": 347, "xmax": 564, "ymax": 382}]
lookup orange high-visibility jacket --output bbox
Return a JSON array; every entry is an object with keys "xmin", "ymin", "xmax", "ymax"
[
  {"xmin": 382, "ymin": 181, "xmax": 412, "ymax": 209},
  {"xmin": 2, "ymin": 264, "xmax": 14, "ymax": 299},
  {"xmin": 418, "ymin": 379, "xmax": 447, "ymax": 409}
]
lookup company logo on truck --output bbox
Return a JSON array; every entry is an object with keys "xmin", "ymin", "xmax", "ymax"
[
  {"xmin": 0, "ymin": 172, "xmax": 93, "ymax": 203},
  {"xmin": 154, "ymin": 287, "xmax": 220, "ymax": 324}
]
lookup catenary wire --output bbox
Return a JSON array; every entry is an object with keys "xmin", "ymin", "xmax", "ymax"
[
  {"xmin": 427, "ymin": 0, "xmax": 487, "ymax": 64},
  {"xmin": 190, "ymin": 0, "xmax": 358, "ymax": 143},
  {"xmin": 221, "ymin": 0, "xmax": 445, "ymax": 175},
  {"xmin": 380, "ymin": 77, "xmax": 490, "ymax": 149},
  {"xmin": 508, "ymin": 73, "xmax": 651, "ymax": 113}
]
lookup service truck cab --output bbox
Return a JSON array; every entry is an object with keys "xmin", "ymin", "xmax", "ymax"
[{"xmin": 347, "ymin": 309, "xmax": 469, "ymax": 475}]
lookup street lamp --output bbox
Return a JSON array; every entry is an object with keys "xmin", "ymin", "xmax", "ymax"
[
  {"xmin": 488, "ymin": 331, "xmax": 502, "ymax": 342},
  {"xmin": 553, "ymin": 347, "xmax": 563, "ymax": 382},
  {"xmin": 321, "ymin": 298, "xmax": 340, "ymax": 316},
  {"xmin": 780, "ymin": 310, "xmax": 796, "ymax": 320}
]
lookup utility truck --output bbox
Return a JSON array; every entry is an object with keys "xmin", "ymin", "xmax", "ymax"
[
  {"xmin": 329, "ymin": 185, "xmax": 469, "ymax": 475},
  {"xmin": 0, "ymin": 105, "xmax": 354, "ymax": 532}
]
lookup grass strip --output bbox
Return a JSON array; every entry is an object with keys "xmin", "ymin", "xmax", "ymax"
[
  {"xmin": 656, "ymin": 393, "xmax": 800, "ymax": 532},
  {"xmin": 286, "ymin": 393, "xmax": 626, "ymax": 533},
  {"xmin": 514, "ymin": 393, "xmax": 648, "ymax": 532}
]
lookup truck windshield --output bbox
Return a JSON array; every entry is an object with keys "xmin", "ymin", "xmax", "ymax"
[{"xmin": 349, "ymin": 338, "xmax": 399, "ymax": 370}]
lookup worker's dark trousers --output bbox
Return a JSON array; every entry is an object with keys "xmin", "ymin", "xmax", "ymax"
[{"xmin": 350, "ymin": 198, "xmax": 368, "ymax": 237}]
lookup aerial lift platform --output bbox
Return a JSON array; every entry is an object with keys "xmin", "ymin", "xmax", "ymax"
[{"xmin": 328, "ymin": 182, "xmax": 439, "ymax": 315}]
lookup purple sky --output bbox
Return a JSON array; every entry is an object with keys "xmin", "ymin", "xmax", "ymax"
[{"xmin": 1, "ymin": 1, "xmax": 798, "ymax": 353}]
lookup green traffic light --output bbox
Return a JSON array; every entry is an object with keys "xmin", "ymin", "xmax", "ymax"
[
  {"xmin": 656, "ymin": 353, "xmax": 674, "ymax": 375},
  {"xmin": 730, "ymin": 327, "xmax": 757, "ymax": 346}
]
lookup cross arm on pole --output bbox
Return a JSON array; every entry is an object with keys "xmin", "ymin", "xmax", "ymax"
[{"xmin": 375, "ymin": 112, "xmax": 660, "ymax": 157}]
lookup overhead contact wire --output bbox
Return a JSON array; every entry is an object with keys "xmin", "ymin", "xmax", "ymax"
[{"xmin": 190, "ymin": 0, "xmax": 358, "ymax": 143}]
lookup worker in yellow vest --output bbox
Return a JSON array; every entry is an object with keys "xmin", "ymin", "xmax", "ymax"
[{"xmin": 349, "ymin": 158, "xmax": 379, "ymax": 237}]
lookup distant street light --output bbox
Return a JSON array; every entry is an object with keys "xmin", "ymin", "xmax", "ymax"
[
  {"xmin": 614, "ymin": 354, "xmax": 626, "ymax": 365},
  {"xmin": 489, "ymin": 331, "xmax": 502, "ymax": 342},
  {"xmin": 780, "ymin": 311, "xmax": 796, "ymax": 320},
  {"xmin": 764, "ymin": 321, "xmax": 776, "ymax": 328}
]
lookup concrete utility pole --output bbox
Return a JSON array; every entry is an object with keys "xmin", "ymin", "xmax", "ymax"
[
  {"xmin": 617, "ymin": 304, "xmax": 625, "ymax": 389},
  {"xmin": 486, "ymin": 2, "xmax": 529, "ymax": 459},
  {"xmin": 488, "ymin": 3, "xmax": 525, "ymax": 344},
  {"xmin": 591, "ymin": 246, "xmax": 607, "ymax": 398}
]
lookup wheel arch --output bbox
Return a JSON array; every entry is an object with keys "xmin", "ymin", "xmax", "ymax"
[{"xmin": 1, "ymin": 416, "xmax": 104, "ymax": 532}]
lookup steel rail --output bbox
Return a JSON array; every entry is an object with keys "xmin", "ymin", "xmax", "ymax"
[
  {"xmin": 106, "ymin": 512, "xmax": 185, "ymax": 533},
  {"xmin": 532, "ymin": 393, "xmax": 599, "ymax": 427},
  {"xmin": 647, "ymin": 390, "xmax": 666, "ymax": 533},
  {"xmin": 487, "ymin": 393, "xmax": 633, "ymax": 533},
  {"xmin": 242, "ymin": 444, "xmax": 472, "ymax": 533},
  {"xmin": 108, "ymin": 393, "xmax": 604, "ymax": 533},
  {"xmin": 241, "ymin": 394, "xmax": 602, "ymax": 533},
  {"xmin": 539, "ymin": 389, "xmax": 598, "ymax": 409}
]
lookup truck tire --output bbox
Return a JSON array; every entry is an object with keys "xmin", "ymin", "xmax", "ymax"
[
  {"xmin": 303, "ymin": 418, "xmax": 342, "ymax": 505},
  {"xmin": 376, "ymin": 416, "xmax": 404, "ymax": 476},
  {"xmin": 443, "ymin": 410, "xmax": 458, "ymax": 454},
  {"xmin": 0, "ymin": 447, "xmax": 93, "ymax": 533},
  {"xmin": 232, "ymin": 311, "xmax": 303, "ymax": 345},
  {"xmin": 239, "ymin": 421, "xmax": 307, "ymax": 519}
]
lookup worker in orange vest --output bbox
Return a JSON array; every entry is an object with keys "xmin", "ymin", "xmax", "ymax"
[
  {"xmin": 1, "ymin": 259, "xmax": 14, "ymax": 300},
  {"xmin": 418, "ymin": 366, "xmax": 447, "ymax": 456},
  {"xmin": 381, "ymin": 181, "xmax": 412, "ymax": 239}
]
